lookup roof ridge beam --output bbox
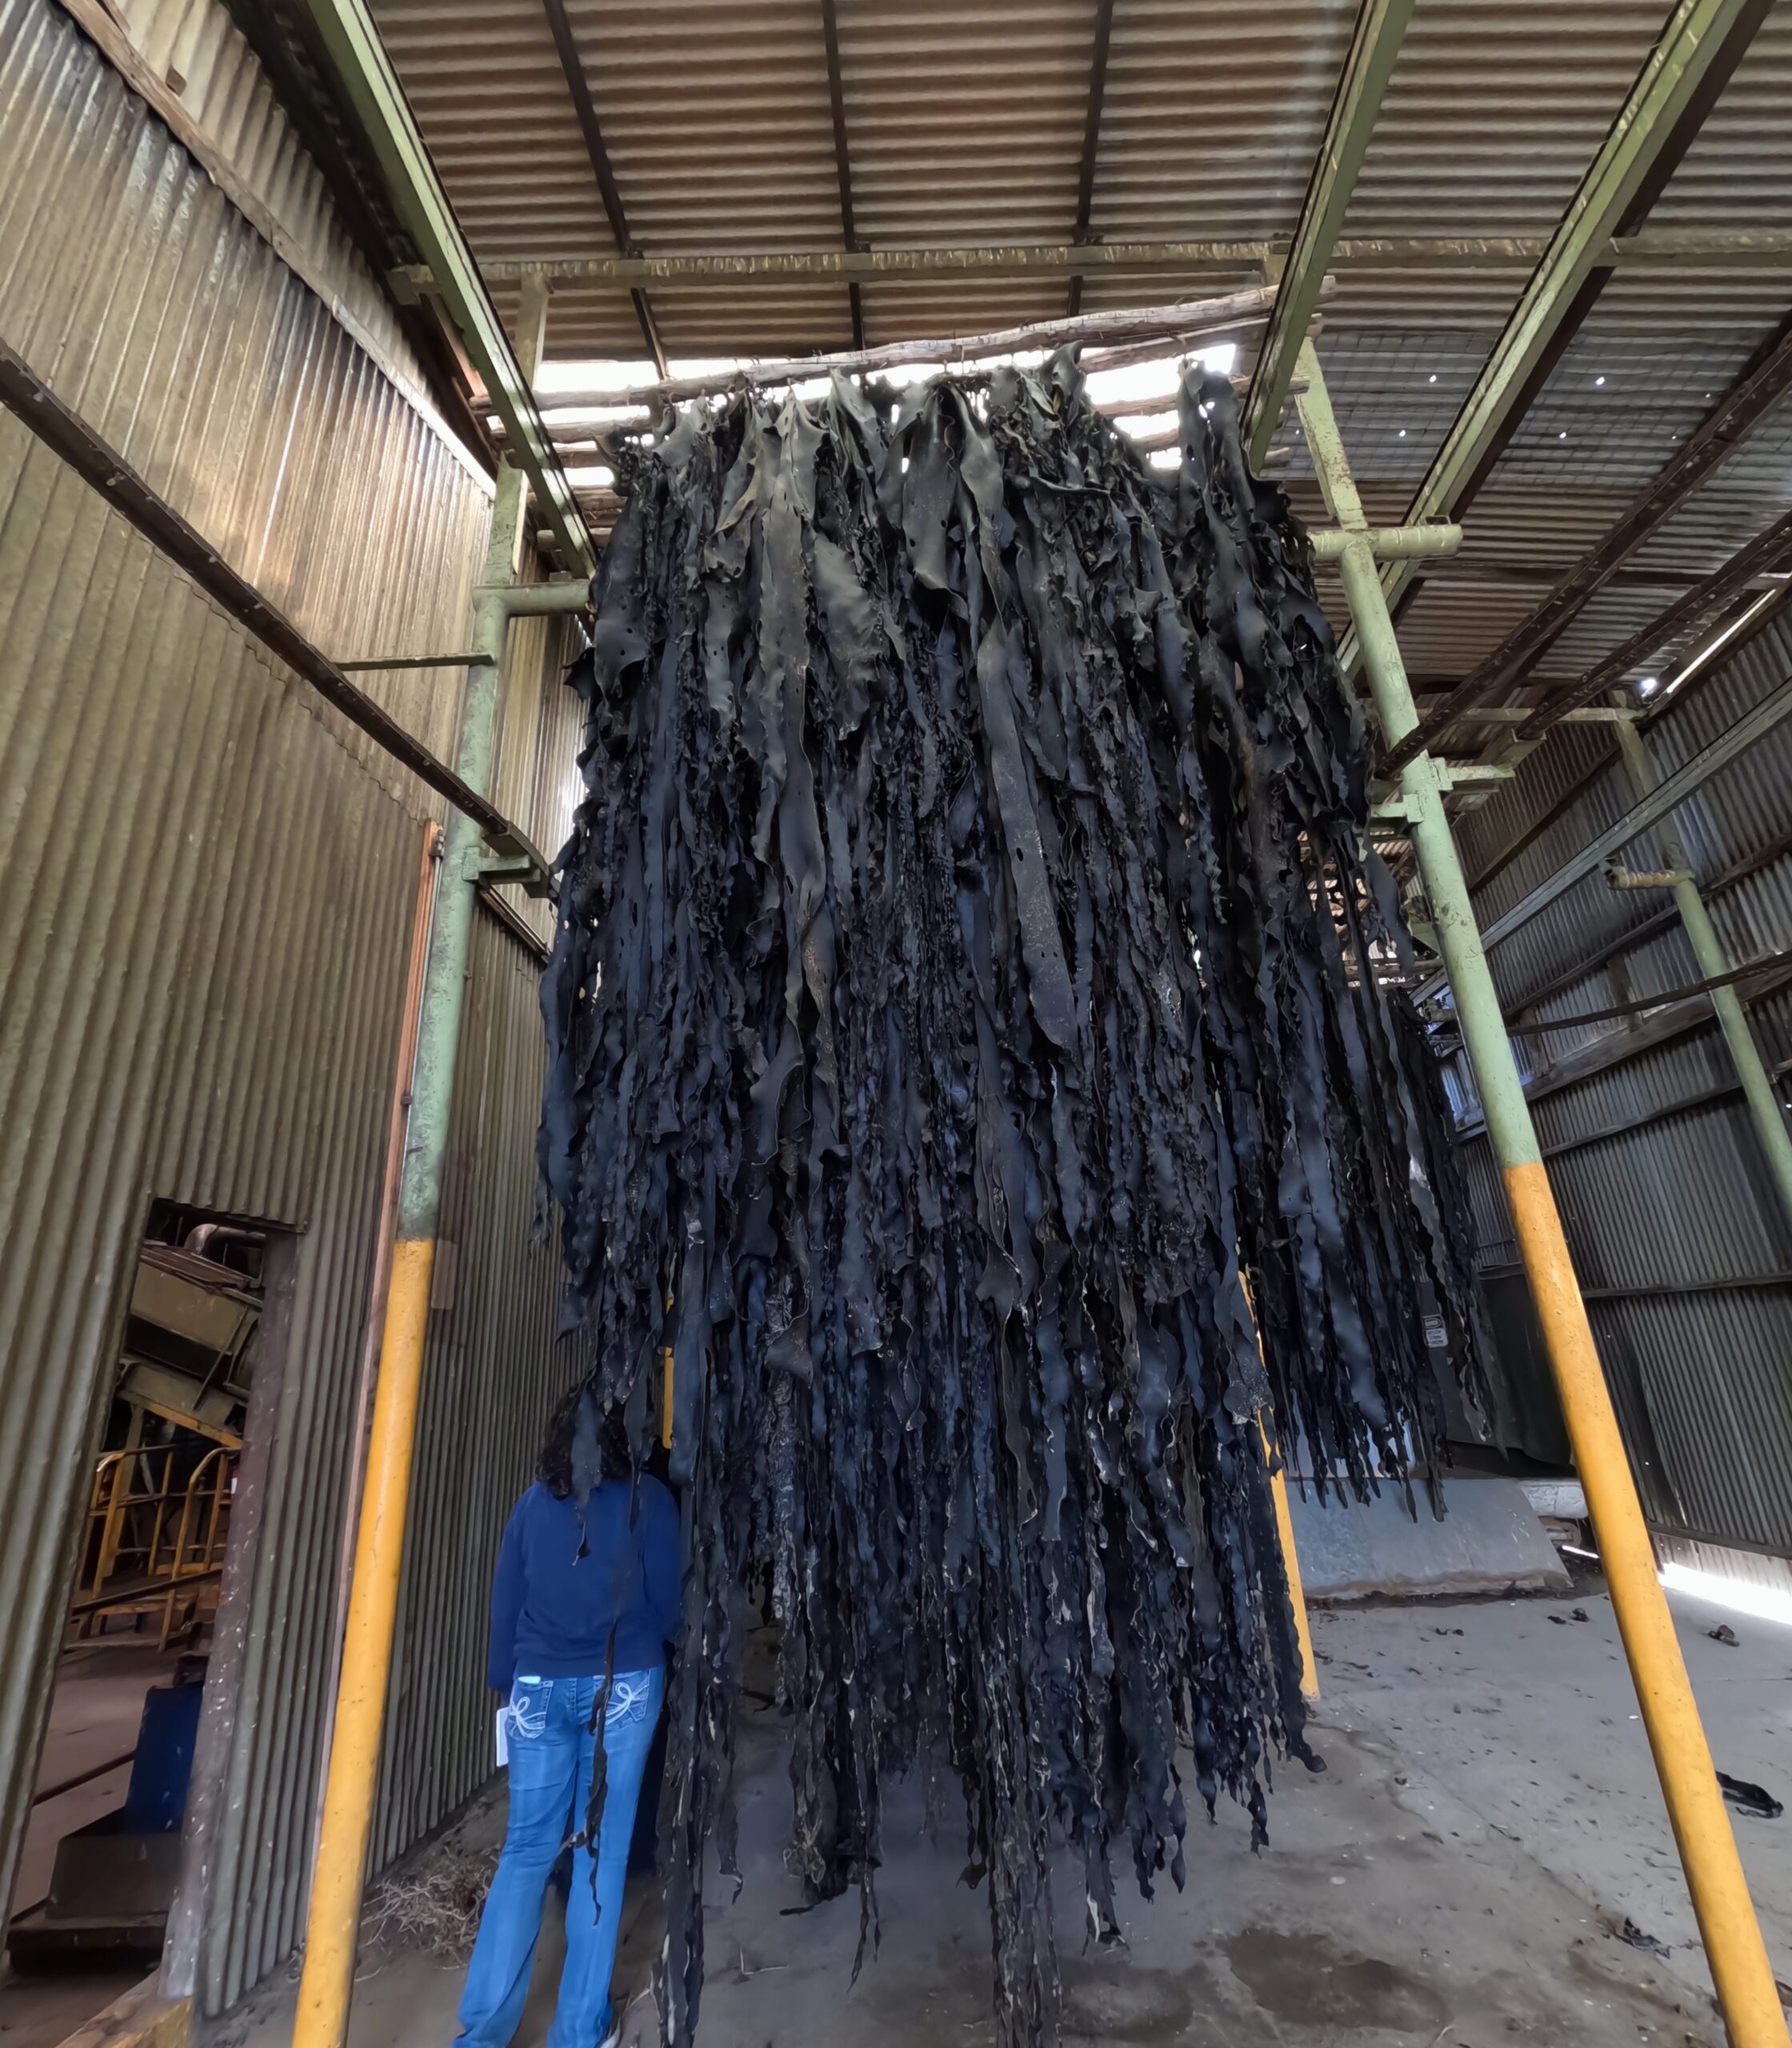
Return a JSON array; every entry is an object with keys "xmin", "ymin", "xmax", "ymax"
[{"xmin": 398, "ymin": 228, "xmax": 1792, "ymax": 293}]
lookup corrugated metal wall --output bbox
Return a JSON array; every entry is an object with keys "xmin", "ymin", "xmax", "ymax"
[
  {"xmin": 98, "ymin": 0, "xmax": 420, "ymax": 373},
  {"xmin": 0, "ymin": 0, "xmax": 582, "ymax": 2010},
  {"xmin": 1446, "ymin": 612, "xmax": 1792, "ymax": 1558}
]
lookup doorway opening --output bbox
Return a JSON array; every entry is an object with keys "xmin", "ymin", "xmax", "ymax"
[{"xmin": 2, "ymin": 1201, "xmax": 292, "ymax": 2047}]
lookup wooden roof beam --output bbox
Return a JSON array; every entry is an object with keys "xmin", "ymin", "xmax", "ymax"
[
  {"xmin": 1065, "ymin": 0, "xmax": 1116, "ymax": 319},
  {"xmin": 538, "ymin": 0, "xmax": 668, "ymax": 376},
  {"xmin": 818, "ymin": 0, "xmax": 865, "ymax": 349}
]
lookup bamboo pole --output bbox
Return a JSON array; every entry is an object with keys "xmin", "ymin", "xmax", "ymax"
[
  {"xmin": 479, "ymin": 281, "xmax": 1330, "ymax": 418},
  {"xmin": 398, "ymin": 226, "xmax": 1792, "ymax": 293}
]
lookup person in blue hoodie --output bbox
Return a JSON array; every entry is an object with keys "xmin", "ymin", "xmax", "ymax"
[{"xmin": 455, "ymin": 1387, "xmax": 681, "ymax": 2048}]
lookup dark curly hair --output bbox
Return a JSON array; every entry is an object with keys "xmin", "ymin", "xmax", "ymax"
[{"xmin": 537, "ymin": 1382, "xmax": 634, "ymax": 1499}]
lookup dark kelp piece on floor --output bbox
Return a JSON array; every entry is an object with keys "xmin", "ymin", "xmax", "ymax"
[{"xmin": 538, "ymin": 353, "xmax": 1486, "ymax": 2047}]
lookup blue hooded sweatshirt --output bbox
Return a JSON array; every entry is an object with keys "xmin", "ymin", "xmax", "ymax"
[{"xmin": 486, "ymin": 1477, "xmax": 681, "ymax": 1691}]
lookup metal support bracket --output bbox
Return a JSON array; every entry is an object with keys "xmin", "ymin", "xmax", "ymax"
[
  {"xmin": 474, "ymin": 834, "xmax": 556, "ymax": 899},
  {"xmin": 1606, "ymin": 861, "xmax": 1694, "ymax": 890},
  {"xmin": 473, "ymin": 581, "xmax": 593, "ymax": 618},
  {"xmin": 1341, "ymin": 0, "xmax": 1770, "ymax": 676},
  {"xmin": 1310, "ymin": 522, "xmax": 1462, "ymax": 562},
  {"xmin": 1372, "ymin": 760, "xmax": 1514, "ymax": 816}
]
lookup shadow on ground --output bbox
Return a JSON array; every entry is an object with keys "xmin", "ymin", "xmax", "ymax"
[{"xmin": 231, "ymin": 1594, "xmax": 1770, "ymax": 2047}]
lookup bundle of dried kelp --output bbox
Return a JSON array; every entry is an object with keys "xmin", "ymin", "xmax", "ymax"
[{"xmin": 538, "ymin": 353, "xmax": 1483, "ymax": 2046}]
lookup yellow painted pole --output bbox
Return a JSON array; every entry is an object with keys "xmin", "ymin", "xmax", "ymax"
[
  {"xmin": 1261, "ymin": 1418, "xmax": 1319, "ymax": 1703},
  {"xmin": 1507, "ymin": 1165, "xmax": 1788, "ymax": 2033},
  {"xmin": 294, "ymin": 1239, "xmax": 434, "ymax": 2045},
  {"xmin": 1241, "ymin": 1271, "xmax": 1318, "ymax": 1702},
  {"xmin": 1294, "ymin": 335, "xmax": 1788, "ymax": 2048},
  {"xmin": 293, "ymin": 285, "xmax": 553, "ymax": 2048}
]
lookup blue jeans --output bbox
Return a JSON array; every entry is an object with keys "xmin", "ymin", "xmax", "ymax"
[{"xmin": 456, "ymin": 1668, "xmax": 665, "ymax": 2048}]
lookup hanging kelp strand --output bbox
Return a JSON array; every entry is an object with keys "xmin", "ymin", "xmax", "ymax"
[{"xmin": 538, "ymin": 351, "xmax": 1486, "ymax": 2047}]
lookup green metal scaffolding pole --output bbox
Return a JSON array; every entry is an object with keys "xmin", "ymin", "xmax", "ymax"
[
  {"xmin": 1612, "ymin": 718, "xmax": 1792, "ymax": 1230},
  {"xmin": 1293, "ymin": 335, "xmax": 1788, "ymax": 2048},
  {"xmin": 293, "ymin": 281, "xmax": 590, "ymax": 2048}
]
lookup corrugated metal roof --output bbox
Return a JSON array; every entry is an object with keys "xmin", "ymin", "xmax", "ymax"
[
  {"xmin": 1343, "ymin": 2, "xmax": 1671, "ymax": 242},
  {"xmin": 374, "ymin": 0, "xmax": 611, "ymax": 263},
  {"xmin": 840, "ymin": 1, "xmax": 1092, "ymax": 243},
  {"xmin": 1094, "ymin": 1, "xmax": 1358, "ymax": 242},
  {"xmin": 580, "ymin": 0, "xmax": 840, "ymax": 249},
  {"xmin": 1648, "ymin": 0, "xmax": 1792, "ymax": 232},
  {"xmin": 356, "ymin": 0, "xmax": 1792, "ymax": 724}
]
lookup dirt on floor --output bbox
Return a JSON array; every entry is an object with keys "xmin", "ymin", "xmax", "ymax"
[
  {"xmin": 224, "ymin": 1579, "xmax": 1792, "ymax": 2048},
  {"xmin": 1310, "ymin": 1578, "xmax": 1792, "ymax": 2012}
]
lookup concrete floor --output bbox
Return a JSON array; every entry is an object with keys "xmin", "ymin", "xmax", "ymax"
[
  {"xmin": 1, "ymin": 1642, "xmax": 182, "ymax": 2048},
  {"xmin": 226, "ymin": 1579, "xmax": 1791, "ymax": 2048},
  {"xmin": 1311, "ymin": 1579, "xmax": 1792, "ymax": 2013}
]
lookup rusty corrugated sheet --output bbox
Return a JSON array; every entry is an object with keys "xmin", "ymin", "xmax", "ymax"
[
  {"xmin": 586, "ymin": 0, "xmax": 840, "ymax": 250},
  {"xmin": 1098, "ymin": 0, "xmax": 1357, "ymax": 242},
  {"xmin": 378, "ymin": 0, "xmax": 612, "ymax": 271},
  {"xmin": 0, "ymin": 0, "xmax": 578, "ymax": 2007},
  {"xmin": 1648, "ymin": 0, "xmax": 1792, "ymax": 235}
]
